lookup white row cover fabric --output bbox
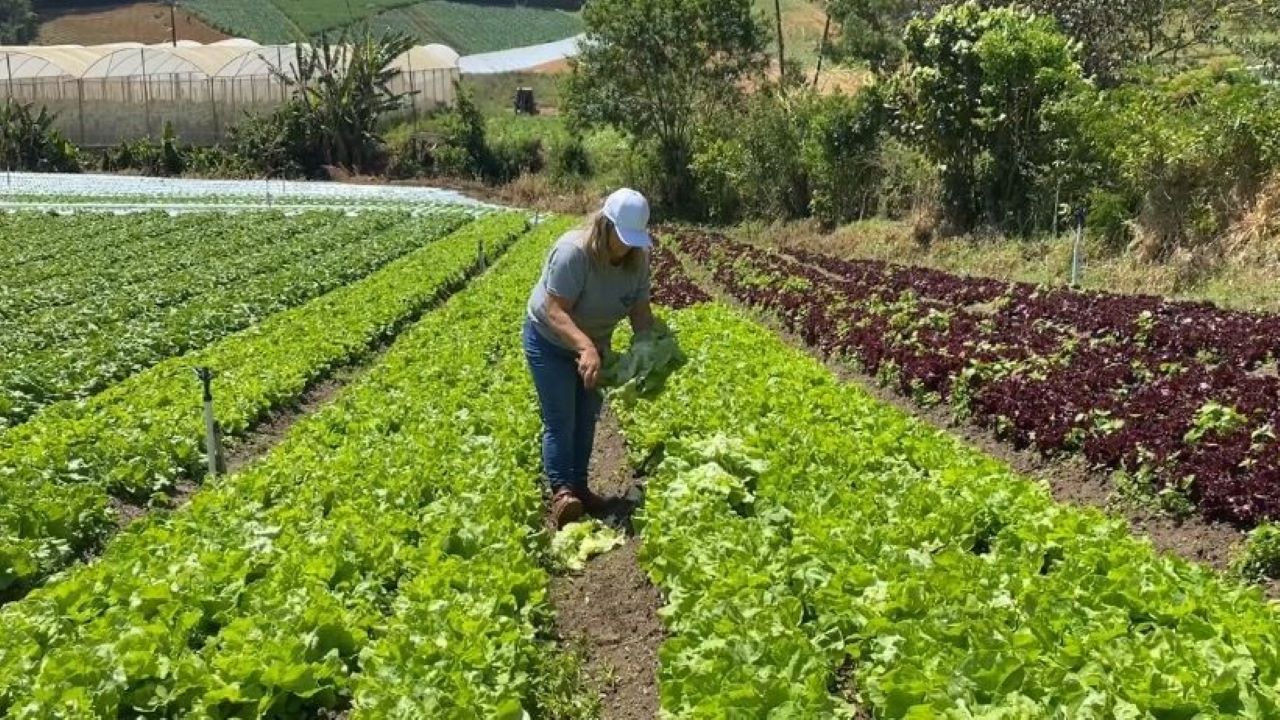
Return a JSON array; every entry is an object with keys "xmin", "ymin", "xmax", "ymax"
[
  {"xmin": 0, "ymin": 40, "xmax": 459, "ymax": 81},
  {"xmin": 458, "ymin": 35, "xmax": 581, "ymax": 75}
]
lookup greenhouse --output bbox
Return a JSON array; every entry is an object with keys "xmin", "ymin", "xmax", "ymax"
[{"xmin": 0, "ymin": 40, "xmax": 460, "ymax": 146}]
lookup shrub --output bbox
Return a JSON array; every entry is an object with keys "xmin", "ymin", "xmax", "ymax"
[
  {"xmin": 803, "ymin": 89, "xmax": 887, "ymax": 226},
  {"xmin": 0, "ymin": 99, "xmax": 80, "ymax": 173},
  {"xmin": 895, "ymin": 2, "xmax": 1086, "ymax": 234},
  {"xmin": 227, "ymin": 107, "xmax": 314, "ymax": 178},
  {"xmin": 434, "ymin": 84, "xmax": 491, "ymax": 179},
  {"xmin": 1233, "ymin": 523, "xmax": 1280, "ymax": 582},
  {"xmin": 1060, "ymin": 62, "xmax": 1280, "ymax": 257},
  {"xmin": 548, "ymin": 134, "xmax": 591, "ymax": 182},
  {"xmin": 692, "ymin": 88, "xmax": 886, "ymax": 225},
  {"xmin": 487, "ymin": 135, "xmax": 544, "ymax": 183},
  {"xmin": 692, "ymin": 89, "xmax": 809, "ymax": 223},
  {"xmin": 872, "ymin": 135, "xmax": 939, "ymax": 220}
]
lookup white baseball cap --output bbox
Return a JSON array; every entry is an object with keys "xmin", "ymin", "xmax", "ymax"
[{"xmin": 601, "ymin": 188, "xmax": 652, "ymax": 249}]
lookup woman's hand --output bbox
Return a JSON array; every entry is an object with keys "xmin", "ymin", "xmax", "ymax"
[{"xmin": 577, "ymin": 344, "xmax": 602, "ymax": 389}]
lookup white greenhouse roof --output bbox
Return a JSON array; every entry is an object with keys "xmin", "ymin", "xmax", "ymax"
[{"xmin": 0, "ymin": 40, "xmax": 459, "ymax": 81}]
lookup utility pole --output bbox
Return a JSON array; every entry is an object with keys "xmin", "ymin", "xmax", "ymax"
[
  {"xmin": 170, "ymin": 0, "xmax": 178, "ymax": 47},
  {"xmin": 774, "ymin": 0, "xmax": 786, "ymax": 78}
]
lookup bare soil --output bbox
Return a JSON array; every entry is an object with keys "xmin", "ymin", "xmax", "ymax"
[
  {"xmin": 37, "ymin": 2, "xmax": 229, "ymax": 45},
  {"xmin": 672, "ymin": 240, "xmax": 1277, "ymax": 596},
  {"xmin": 550, "ymin": 410, "xmax": 664, "ymax": 719},
  {"xmin": 530, "ymin": 58, "xmax": 572, "ymax": 74}
]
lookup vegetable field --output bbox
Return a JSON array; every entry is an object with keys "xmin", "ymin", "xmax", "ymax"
[
  {"xmin": 0, "ymin": 210, "xmax": 468, "ymax": 429},
  {"xmin": 3, "ymin": 206, "xmax": 1280, "ymax": 717},
  {"xmin": 673, "ymin": 230, "xmax": 1280, "ymax": 528},
  {"xmin": 178, "ymin": 0, "xmax": 582, "ymax": 54}
]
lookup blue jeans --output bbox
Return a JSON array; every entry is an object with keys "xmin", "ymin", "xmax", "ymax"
[{"xmin": 523, "ymin": 319, "xmax": 603, "ymax": 493}]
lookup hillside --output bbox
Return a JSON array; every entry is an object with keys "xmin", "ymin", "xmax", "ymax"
[
  {"xmin": 31, "ymin": 1, "xmax": 838, "ymax": 62},
  {"xmin": 32, "ymin": 0, "xmax": 582, "ymax": 54},
  {"xmin": 176, "ymin": 0, "xmax": 582, "ymax": 53},
  {"xmin": 36, "ymin": 2, "xmax": 228, "ymax": 45}
]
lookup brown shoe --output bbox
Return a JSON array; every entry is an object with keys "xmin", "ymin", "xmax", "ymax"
[
  {"xmin": 578, "ymin": 488, "xmax": 609, "ymax": 514},
  {"xmin": 551, "ymin": 489, "xmax": 585, "ymax": 529}
]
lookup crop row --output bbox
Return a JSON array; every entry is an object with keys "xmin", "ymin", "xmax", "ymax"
[
  {"xmin": 649, "ymin": 241, "xmax": 711, "ymax": 310},
  {"xmin": 613, "ymin": 301, "xmax": 1280, "ymax": 716},
  {"xmin": 0, "ymin": 213, "xmax": 528, "ymax": 601},
  {"xmin": 0, "ymin": 213, "xmax": 199, "ymax": 295},
  {"xmin": 0, "ymin": 209, "xmax": 472, "ymax": 430},
  {"xmin": 0, "ymin": 216, "xmax": 578, "ymax": 717},
  {"xmin": 676, "ymin": 230, "xmax": 1280, "ymax": 527},
  {"xmin": 1, "ymin": 213, "xmax": 306, "ymax": 320}
]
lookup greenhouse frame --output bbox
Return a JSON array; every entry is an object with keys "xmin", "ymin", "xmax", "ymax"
[{"xmin": 0, "ymin": 40, "xmax": 460, "ymax": 146}]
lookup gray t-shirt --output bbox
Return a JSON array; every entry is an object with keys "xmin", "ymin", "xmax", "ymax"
[{"xmin": 527, "ymin": 230, "xmax": 651, "ymax": 351}]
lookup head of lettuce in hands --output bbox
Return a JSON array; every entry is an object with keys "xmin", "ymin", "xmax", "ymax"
[{"xmin": 601, "ymin": 319, "xmax": 683, "ymax": 395}]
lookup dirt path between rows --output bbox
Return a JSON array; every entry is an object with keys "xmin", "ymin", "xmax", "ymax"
[
  {"xmin": 224, "ymin": 363, "xmax": 370, "ymax": 475},
  {"xmin": 550, "ymin": 410, "xmax": 664, "ymax": 719},
  {"xmin": 669, "ymin": 239, "xmax": 1277, "ymax": 596}
]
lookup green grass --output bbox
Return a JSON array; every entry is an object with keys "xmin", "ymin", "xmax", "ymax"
[
  {"xmin": 179, "ymin": 0, "xmax": 582, "ymax": 53},
  {"xmin": 460, "ymin": 72, "xmax": 563, "ymax": 113}
]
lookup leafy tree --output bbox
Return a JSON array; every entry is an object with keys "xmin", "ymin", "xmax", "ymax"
[
  {"xmin": 826, "ymin": 0, "xmax": 941, "ymax": 72},
  {"xmin": 896, "ymin": 2, "xmax": 1085, "ymax": 233},
  {"xmin": 826, "ymin": 0, "xmax": 1249, "ymax": 83},
  {"xmin": 231, "ymin": 27, "xmax": 414, "ymax": 177},
  {"xmin": 1226, "ymin": 0, "xmax": 1280, "ymax": 78},
  {"xmin": 280, "ymin": 27, "xmax": 415, "ymax": 169},
  {"xmin": 565, "ymin": 0, "xmax": 767, "ymax": 213},
  {"xmin": 0, "ymin": 0, "xmax": 37, "ymax": 44}
]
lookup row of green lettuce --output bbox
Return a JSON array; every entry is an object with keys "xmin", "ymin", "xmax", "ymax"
[
  {"xmin": 0, "ymin": 212, "xmax": 528, "ymax": 602},
  {"xmin": 2, "ymin": 213, "xmax": 195, "ymax": 300},
  {"xmin": 613, "ymin": 302, "xmax": 1280, "ymax": 716},
  {"xmin": 1, "ymin": 208, "xmax": 473, "ymax": 430},
  {"xmin": 0, "ymin": 216, "xmax": 589, "ymax": 718}
]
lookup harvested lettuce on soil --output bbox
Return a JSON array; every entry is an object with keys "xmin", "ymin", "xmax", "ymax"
[{"xmin": 551, "ymin": 519, "xmax": 626, "ymax": 572}]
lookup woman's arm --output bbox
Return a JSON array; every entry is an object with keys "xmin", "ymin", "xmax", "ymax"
[
  {"xmin": 629, "ymin": 297, "xmax": 655, "ymax": 335},
  {"xmin": 545, "ymin": 294, "xmax": 603, "ymax": 389}
]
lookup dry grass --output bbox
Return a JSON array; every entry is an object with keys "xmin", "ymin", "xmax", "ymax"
[
  {"xmin": 412, "ymin": 173, "xmax": 599, "ymax": 216},
  {"xmin": 1226, "ymin": 174, "xmax": 1280, "ymax": 262},
  {"xmin": 739, "ymin": 214, "xmax": 1280, "ymax": 314},
  {"xmin": 492, "ymin": 173, "xmax": 599, "ymax": 215}
]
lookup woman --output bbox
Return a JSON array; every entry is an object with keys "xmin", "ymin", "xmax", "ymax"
[{"xmin": 524, "ymin": 188, "xmax": 656, "ymax": 529}]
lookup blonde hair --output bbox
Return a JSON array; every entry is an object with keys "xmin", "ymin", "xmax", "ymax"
[{"xmin": 579, "ymin": 212, "xmax": 644, "ymax": 271}]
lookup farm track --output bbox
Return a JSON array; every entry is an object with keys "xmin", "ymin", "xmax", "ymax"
[
  {"xmin": 666, "ymin": 233, "xmax": 1270, "ymax": 593},
  {"xmin": 550, "ymin": 410, "xmax": 663, "ymax": 720}
]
